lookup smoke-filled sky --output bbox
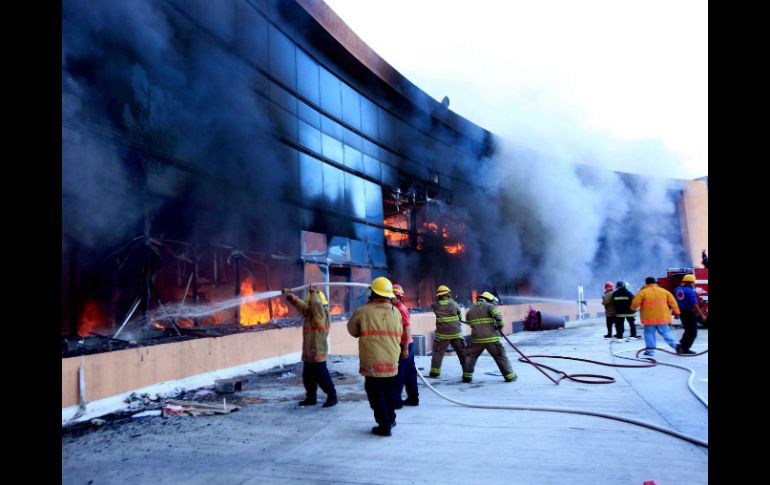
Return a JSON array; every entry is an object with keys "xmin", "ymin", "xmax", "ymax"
[
  {"xmin": 323, "ymin": 0, "xmax": 708, "ymax": 180},
  {"xmin": 61, "ymin": 0, "xmax": 697, "ymax": 304}
]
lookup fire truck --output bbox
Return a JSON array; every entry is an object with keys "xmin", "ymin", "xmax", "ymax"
[{"xmin": 656, "ymin": 267, "xmax": 709, "ymax": 327}]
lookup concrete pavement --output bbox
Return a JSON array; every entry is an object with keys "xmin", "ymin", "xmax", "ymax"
[{"xmin": 62, "ymin": 317, "xmax": 708, "ymax": 484}]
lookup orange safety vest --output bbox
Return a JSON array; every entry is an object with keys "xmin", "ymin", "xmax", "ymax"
[{"xmin": 630, "ymin": 284, "xmax": 680, "ymax": 325}]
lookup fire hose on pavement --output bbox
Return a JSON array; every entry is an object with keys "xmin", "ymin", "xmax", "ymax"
[
  {"xmin": 410, "ymin": 317, "xmax": 708, "ymax": 449},
  {"xmin": 210, "ymin": 283, "xmax": 709, "ymax": 449}
]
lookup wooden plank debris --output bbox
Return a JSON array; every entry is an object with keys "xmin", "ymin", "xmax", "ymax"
[{"xmin": 163, "ymin": 399, "xmax": 240, "ymax": 417}]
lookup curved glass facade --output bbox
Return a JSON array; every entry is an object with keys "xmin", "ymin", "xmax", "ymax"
[{"xmin": 61, "ymin": 0, "xmax": 494, "ymax": 336}]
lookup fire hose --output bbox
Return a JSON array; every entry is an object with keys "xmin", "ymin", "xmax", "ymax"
[
  {"xmin": 412, "ymin": 331, "xmax": 708, "ymax": 448},
  {"xmin": 187, "ymin": 282, "xmax": 709, "ymax": 448}
]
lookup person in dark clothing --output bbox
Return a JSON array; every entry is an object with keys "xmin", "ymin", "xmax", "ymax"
[
  {"xmin": 612, "ymin": 281, "xmax": 640, "ymax": 339},
  {"xmin": 674, "ymin": 274, "xmax": 706, "ymax": 354},
  {"xmin": 701, "ymin": 249, "xmax": 708, "ymax": 268}
]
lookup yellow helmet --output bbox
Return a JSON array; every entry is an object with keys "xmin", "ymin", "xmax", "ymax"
[
  {"xmin": 370, "ymin": 276, "xmax": 395, "ymax": 298},
  {"xmin": 682, "ymin": 274, "xmax": 696, "ymax": 283},
  {"xmin": 435, "ymin": 285, "xmax": 451, "ymax": 296},
  {"xmin": 480, "ymin": 291, "xmax": 497, "ymax": 302},
  {"xmin": 305, "ymin": 290, "xmax": 328, "ymax": 305}
]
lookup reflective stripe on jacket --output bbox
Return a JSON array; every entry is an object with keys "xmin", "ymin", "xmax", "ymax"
[
  {"xmin": 287, "ymin": 292, "xmax": 331, "ymax": 362},
  {"xmin": 347, "ymin": 299, "xmax": 403, "ymax": 377},
  {"xmin": 612, "ymin": 287, "xmax": 636, "ymax": 317},
  {"xmin": 630, "ymin": 284, "xmax": 680, "ymax": 325},
  {"xmin": 464, "ymin": 300, "xmax": 504, "ymax": 344},
  {"xmin": 431, "ymin": 298, "xmax": 462, "ymax": 339}
]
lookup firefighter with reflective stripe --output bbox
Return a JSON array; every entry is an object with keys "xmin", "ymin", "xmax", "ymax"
[
  {"xmin": 347, "ymin": 277, "xmax": 403, "ymax": 436},
  {"xmin": 428, "ymin": 285, "xmax": 466, "ymax": 378},
  {"xmin": 674, "ymin": 274, "xmax": 705, "ymax": 354},
  {"xmin": 612, "ymin": 281, "xmax": 640, "ymax": 339},
  {"xmin": 461, "ymin": 292, "xmax": 516, "ymax": 383},
  {"xmin": 630, "ymin": 277, "xmax": 681, "ymax": 356},
  {"xmin": 283, "ymin": 286, "xmax": 338, "ymax": 407},
  {"xmin": 601, "ymin": 281, "xmax": 615, "ymax": 338}
]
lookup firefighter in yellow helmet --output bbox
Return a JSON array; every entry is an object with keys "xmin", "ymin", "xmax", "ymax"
[
  {"xmin": 283, "ymin": 285, "xmax": 337, "ymax": 407},
  {"xmin": 428, "ymin": 285, "xmax": 466, "ymax": 378},
  {"xmin": 673, "ymin": 274, "xmax": 705, "ymax": 354},
  {"xmin": 462, "ymin": 292, "xmax": 516, "ymax": 382},
  {"xmin": 347, "ymin": 276, "xmax": 404, "ymax": 436}
]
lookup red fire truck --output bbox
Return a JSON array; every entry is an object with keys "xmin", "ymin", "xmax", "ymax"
[{"xmin": 657, "ymin": 267, "xmax": 708, "ymax": 327}]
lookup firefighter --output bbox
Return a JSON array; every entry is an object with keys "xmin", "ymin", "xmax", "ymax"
[
  {"xmin": 601, "ymin": 281, "xmax": 615, "ymax": 339},
  {"xmin": 347, "ymin": 276, "xmax": 403, "ymax": 437},
  {"xmin": 283, "ymin": 286, "xmax": 338, "ymax": 407},
  {"xmin": 428, "ymin": 285, "xmax": 466, "ymax": 378},
  {"xmin": 674, "ymin": 274, "xmax": 706, "ymax": 354},
  {"xmin": 392, "ymin": 284, "xmax": 419, "ymax": 407},
  {"xmin": 462, "ymin": 292, "xmax": 516, "ymax": 383},
  {"xmin": 630, "ymin": 277, "xmax": 680, "ymax": 356},
  {"xmin": 612, "ymin": 281, "xmax": 640, "ymax": 339}
]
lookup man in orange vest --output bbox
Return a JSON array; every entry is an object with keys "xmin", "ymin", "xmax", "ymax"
[
  {"xmin": 630, "ymin": 277, "xmax": 681, "ymax": 356},
  {"xmin": 347, "ymin": 277, "xmax": 404, "ymax": 436}
]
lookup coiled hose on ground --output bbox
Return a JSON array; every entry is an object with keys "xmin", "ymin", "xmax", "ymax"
[
  {"xmin": 237, "ymin": 283, "xmax": 710, "ymax": 448},
  {"xmin": 412, "ymin": 324, "xmax": 709, "ymax": 449}
]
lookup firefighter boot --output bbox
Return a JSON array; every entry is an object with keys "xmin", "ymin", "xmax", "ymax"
[
  {"xmin": 504, "ymin": 372, "xmax": 517, "ymax": 382},
  {"xmin": 371, "ymin": 425, "xmax": 392, "ymax": 437}
]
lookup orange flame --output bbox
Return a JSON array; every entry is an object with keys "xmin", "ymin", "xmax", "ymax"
[
  {"xmin": 329, "ymin": 304, "xmax": 345, "ymax": 315},
  {"xmin": 384, "ymin": 229, "xmax": 409, "ymax": 246},
  {"xmin": 384, "ymin": 214, "xmax": 410, "ymax": 246},
  {"xmin": 78, "ymin": 301, "xmax": 110, "ymax": 337},
  {"xmin": 272, "ymin": 298, "xmax": 289, "ymax": 318},
  {"xmin": 424, "ymin": 222, "xmax": 439, "ymax": 233},
  {"xmin": 444, "ymin": 242, "xmax": 465, "ymax": 254},
  {"xmin": 472, "ymin": 289, "xmax": 478, "ymax": 302},
  {"xmin": 239, "ymin": 279, "xmax": 271, "ymax": 326}
]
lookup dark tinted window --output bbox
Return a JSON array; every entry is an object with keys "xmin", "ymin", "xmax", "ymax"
[
  {"xmin": 364, "ymin": 180, "xmax": 383, "ymax": 221},
  {"xmin": 298, "ymin": 119, "xmax": 322, "ymax": 154},
  {"xmin": 321, "ymin": 133, "xmax": 343, "ymax": 164},
  {"xmin": 299, "ymin": 153, "xmax": 323, "ymax": 201},
  {"xmin": 269, "ymin": 82, "xmax": 296, "ymax": 114},
  {"xmin": 296, "ymin": 49, "xmax": 319, "ymax": 105},
  {"xmin": 298, "ymin": 100, "xmax": 321, "ymax": 129},
  {"xmin": 363, "ymin": 154, "xmax": 381, "ymax": 181},
  {"xmin": 235, "ymin": 1, "xmax": 267, "ymax": 68},
  {"xmin": 361, "ymin": 97, "xmax": 379, "ymax": 139},
  {"xmin": 345, "ymin": 172, "xmax": 366, "ymax": 219},
  {"xmin": 270, "ymin": 104, "xmax": 296, "ymax": 141},
  {"xmin": 179, "ymin": 0, "xmax": 235, "ymax": 45},
  {"xmin": 341, "ymin": 83, "xmax": 361, "ymax": 130},
  {"xmin": 323, "ymin": 163, "xmax": 345, "ymax": 211},
  {"xmin": 268, "ymin": 25, "xmax": 295, "ymax": 89},
  {"xmin": 343, "ymin": 145, "xmax": 363, "ymax": 173},
  {"xmin": 319, "ymin": 67, "xmax": 341, "ymax": 118}
]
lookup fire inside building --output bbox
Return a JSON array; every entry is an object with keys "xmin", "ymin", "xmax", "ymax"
[{"xmin": 61, "ymin": 0, "xmax": 706, "ymax": 356}]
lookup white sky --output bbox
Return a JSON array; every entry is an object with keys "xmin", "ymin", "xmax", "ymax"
[{"xmin": 323, "ymin": 0, "xmax": 707, "ymax": 179}]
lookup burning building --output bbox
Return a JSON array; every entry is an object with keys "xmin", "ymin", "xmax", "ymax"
[
  {"xmin": 62, "ymin": 0, "xmax": 497, "ymax": 344},
  {"xmin": 62, "ymin": 0, "xmax": 707, "ymax": 350}
]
